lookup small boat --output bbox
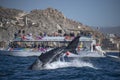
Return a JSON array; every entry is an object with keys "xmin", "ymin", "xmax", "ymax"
[{"xmin": 63, "ymin": 36, "xmax": 106, "ymax": 59}]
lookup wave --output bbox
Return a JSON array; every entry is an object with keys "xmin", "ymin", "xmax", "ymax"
[{"xmin": 44, "ymin": 59, "xmax": 96, "ymax": 70}]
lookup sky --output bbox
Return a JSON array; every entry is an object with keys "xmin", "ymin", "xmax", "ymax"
[{"xmin": 0, "ymin": 0, "xmax": 120, "ymax": 27}]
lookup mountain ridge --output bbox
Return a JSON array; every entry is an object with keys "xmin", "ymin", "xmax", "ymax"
[{"xmin": 0, "ymin": 7, "xmax": 103, "ymax": 44}]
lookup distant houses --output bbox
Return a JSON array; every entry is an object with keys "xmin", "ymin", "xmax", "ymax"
[{"xmin": 102, "ymin": 33, "xmax": 120, "ymax": 51}]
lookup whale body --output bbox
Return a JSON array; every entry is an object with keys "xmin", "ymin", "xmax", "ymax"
[{"xmin": 28, "ymin": 36, "xmax": 80, "ymax": 70}]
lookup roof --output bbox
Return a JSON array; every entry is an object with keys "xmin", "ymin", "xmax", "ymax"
[{"xmin": 13, "ymin": 36, "xmax": 93, "ymax": 42}]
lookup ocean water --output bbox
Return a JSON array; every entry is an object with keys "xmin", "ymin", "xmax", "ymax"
[{"xmin": 0, "ymin": 53, "xmax": 120, "ymax": 80}]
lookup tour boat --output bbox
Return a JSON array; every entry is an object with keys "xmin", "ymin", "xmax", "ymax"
[{"xmin": 0, "ymin": 36, "xmax": 105, "ymax": 57}]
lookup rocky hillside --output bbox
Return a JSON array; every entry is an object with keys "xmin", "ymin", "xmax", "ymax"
[
  {"xmin": 0, "ymin": 6, "xmax": 23, "ymax": 19},
  {"xmin": 0, "ymin": 7, "xmax": 103, "ymax": 44}
]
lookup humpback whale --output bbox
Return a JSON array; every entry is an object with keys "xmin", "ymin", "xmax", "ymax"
[{"xmin": 28, "ymin": 36, "xmax": 80, "ymax": 70}]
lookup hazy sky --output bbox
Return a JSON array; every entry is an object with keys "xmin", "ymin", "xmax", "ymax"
[{"xmin": 0, "ymin": 0, "xmax": 120, "ymax": 27}]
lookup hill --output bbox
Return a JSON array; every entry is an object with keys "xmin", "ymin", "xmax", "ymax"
[{"xmin": 0, "ymin": 7, "xmax": 103, "ymax": 44}]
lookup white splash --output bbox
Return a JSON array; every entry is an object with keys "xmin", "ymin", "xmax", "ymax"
[{"xmin": 44, "ymin": 59, "xmax": 95, "ymax": 70}]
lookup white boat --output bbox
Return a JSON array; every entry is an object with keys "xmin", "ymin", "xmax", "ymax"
[
  {"xmin": 0, "ymin": 36, "xmax": 70, "ymax": 57},
  {"xmin": 0, "ymin": 36, "xmax": 105, "ymax": 57},
  {"xmin": 64, "ymin": 36, "xmax": 106, "ymax": 58}
]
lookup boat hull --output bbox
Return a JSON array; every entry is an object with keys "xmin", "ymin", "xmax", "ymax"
[{"xmin": 0, "ymin": 50, "xmax": 42, "ymax": 57}]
